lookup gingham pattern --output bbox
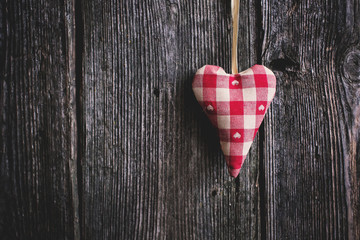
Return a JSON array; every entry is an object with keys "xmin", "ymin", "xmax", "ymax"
[{"xmin": 192, "ymin": 64, "xmax": 276, "ymax": 178}]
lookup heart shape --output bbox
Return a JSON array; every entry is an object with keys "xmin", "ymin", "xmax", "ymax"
[{"xmin": 192, "ymin": 64, "xmax": 276, "ymax": 178}]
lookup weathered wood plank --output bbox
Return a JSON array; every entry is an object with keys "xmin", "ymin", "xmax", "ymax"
[
  {"xmin": 3, "ymin": 0, "xmax": 358, "ymax": 239},
  {"xmin": 0, "ymin": 0, "xmax": 79, "ymax": 239},
  {"xmin": 81, "ymin": 0, "xmax": 261, "ymax": 239},
  {"xmin": 261, "ymin": 0, "xmax": 360, "ymax": 239}
]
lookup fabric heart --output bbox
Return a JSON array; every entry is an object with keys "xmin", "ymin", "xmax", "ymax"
[{"xmin": 192, "ymin": 64, "xmax": 276, "ymax": 178}]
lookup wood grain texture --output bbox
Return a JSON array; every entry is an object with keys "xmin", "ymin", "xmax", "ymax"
[
  {"xmin": 261, "ymin": 0, "xmax": 360, "ymax": 239},
  {"xmin": 1, "ymin": 0, "xmax": 359, "ymax": 239},
  {"xmin": 0, "ymin": 0, "xmax": 79, "ymax": 239},
  {"xmin": 81, "ymin": 0, "xmax": 261, "ymax": 239}
]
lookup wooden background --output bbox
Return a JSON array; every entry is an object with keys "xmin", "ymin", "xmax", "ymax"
[{"xmin": 1, "ymin": 0, "xmax": 359, "ymax": 239}]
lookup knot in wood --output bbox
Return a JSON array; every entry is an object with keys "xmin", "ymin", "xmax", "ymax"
[{"xmin": 343, "ymin": 50, "xmax": 360, "ymax": 81}]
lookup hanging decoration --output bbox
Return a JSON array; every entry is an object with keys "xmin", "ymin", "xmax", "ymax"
[{"xmin": 192, "ymin": 0, "xmax": 276, "ymax": 178}]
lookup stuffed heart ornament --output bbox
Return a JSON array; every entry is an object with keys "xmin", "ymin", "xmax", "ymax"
[{"xmin": 192, "ymin": 64, "xmax": 276, "ymax": 178}]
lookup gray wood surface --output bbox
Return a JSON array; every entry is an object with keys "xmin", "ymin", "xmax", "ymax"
[
  {"xmin": 262, "ymin": 0, "xmax": 360, "ymax": 239},
  {"xmin": 0, "ymin": 0, "xmax": 359, "ymax": 239},
  {"xmin": 81, "ymin": 1, "xmax": 260, "ymax": 239},
  {"xmin": 0, "ymin": 0, "xmax": 79, "ymax": 239}
]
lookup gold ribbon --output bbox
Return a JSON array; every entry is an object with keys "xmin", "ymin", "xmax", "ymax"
[{"xmin": 231, "ymin": 0, "xmax": 239, "ymax": 74}]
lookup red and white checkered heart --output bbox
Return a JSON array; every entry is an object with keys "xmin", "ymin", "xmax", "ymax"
[{"xmin": 192, "ymin": 64, "xmax": 276, "ymax": 178}]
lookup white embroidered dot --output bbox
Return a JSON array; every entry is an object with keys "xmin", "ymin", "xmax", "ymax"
[
  {"xmin": 233, "ymin": 132, "xmax": 241, "ymax": 139},
  {"xmin": 206, "ymin": 104, "xmax": 214, "ymax": 111},
  {"xmin": 232, "ymin": 80, "xmax": 239, "ymax": 86},
  {"xmin": 258, "ymin": 105, "xmax": 265, "ymax": 111}
]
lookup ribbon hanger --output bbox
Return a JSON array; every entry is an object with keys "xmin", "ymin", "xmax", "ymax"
[{"xmin": 231, "ymin": 0, "xmax": 240, "ymax": 74}]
